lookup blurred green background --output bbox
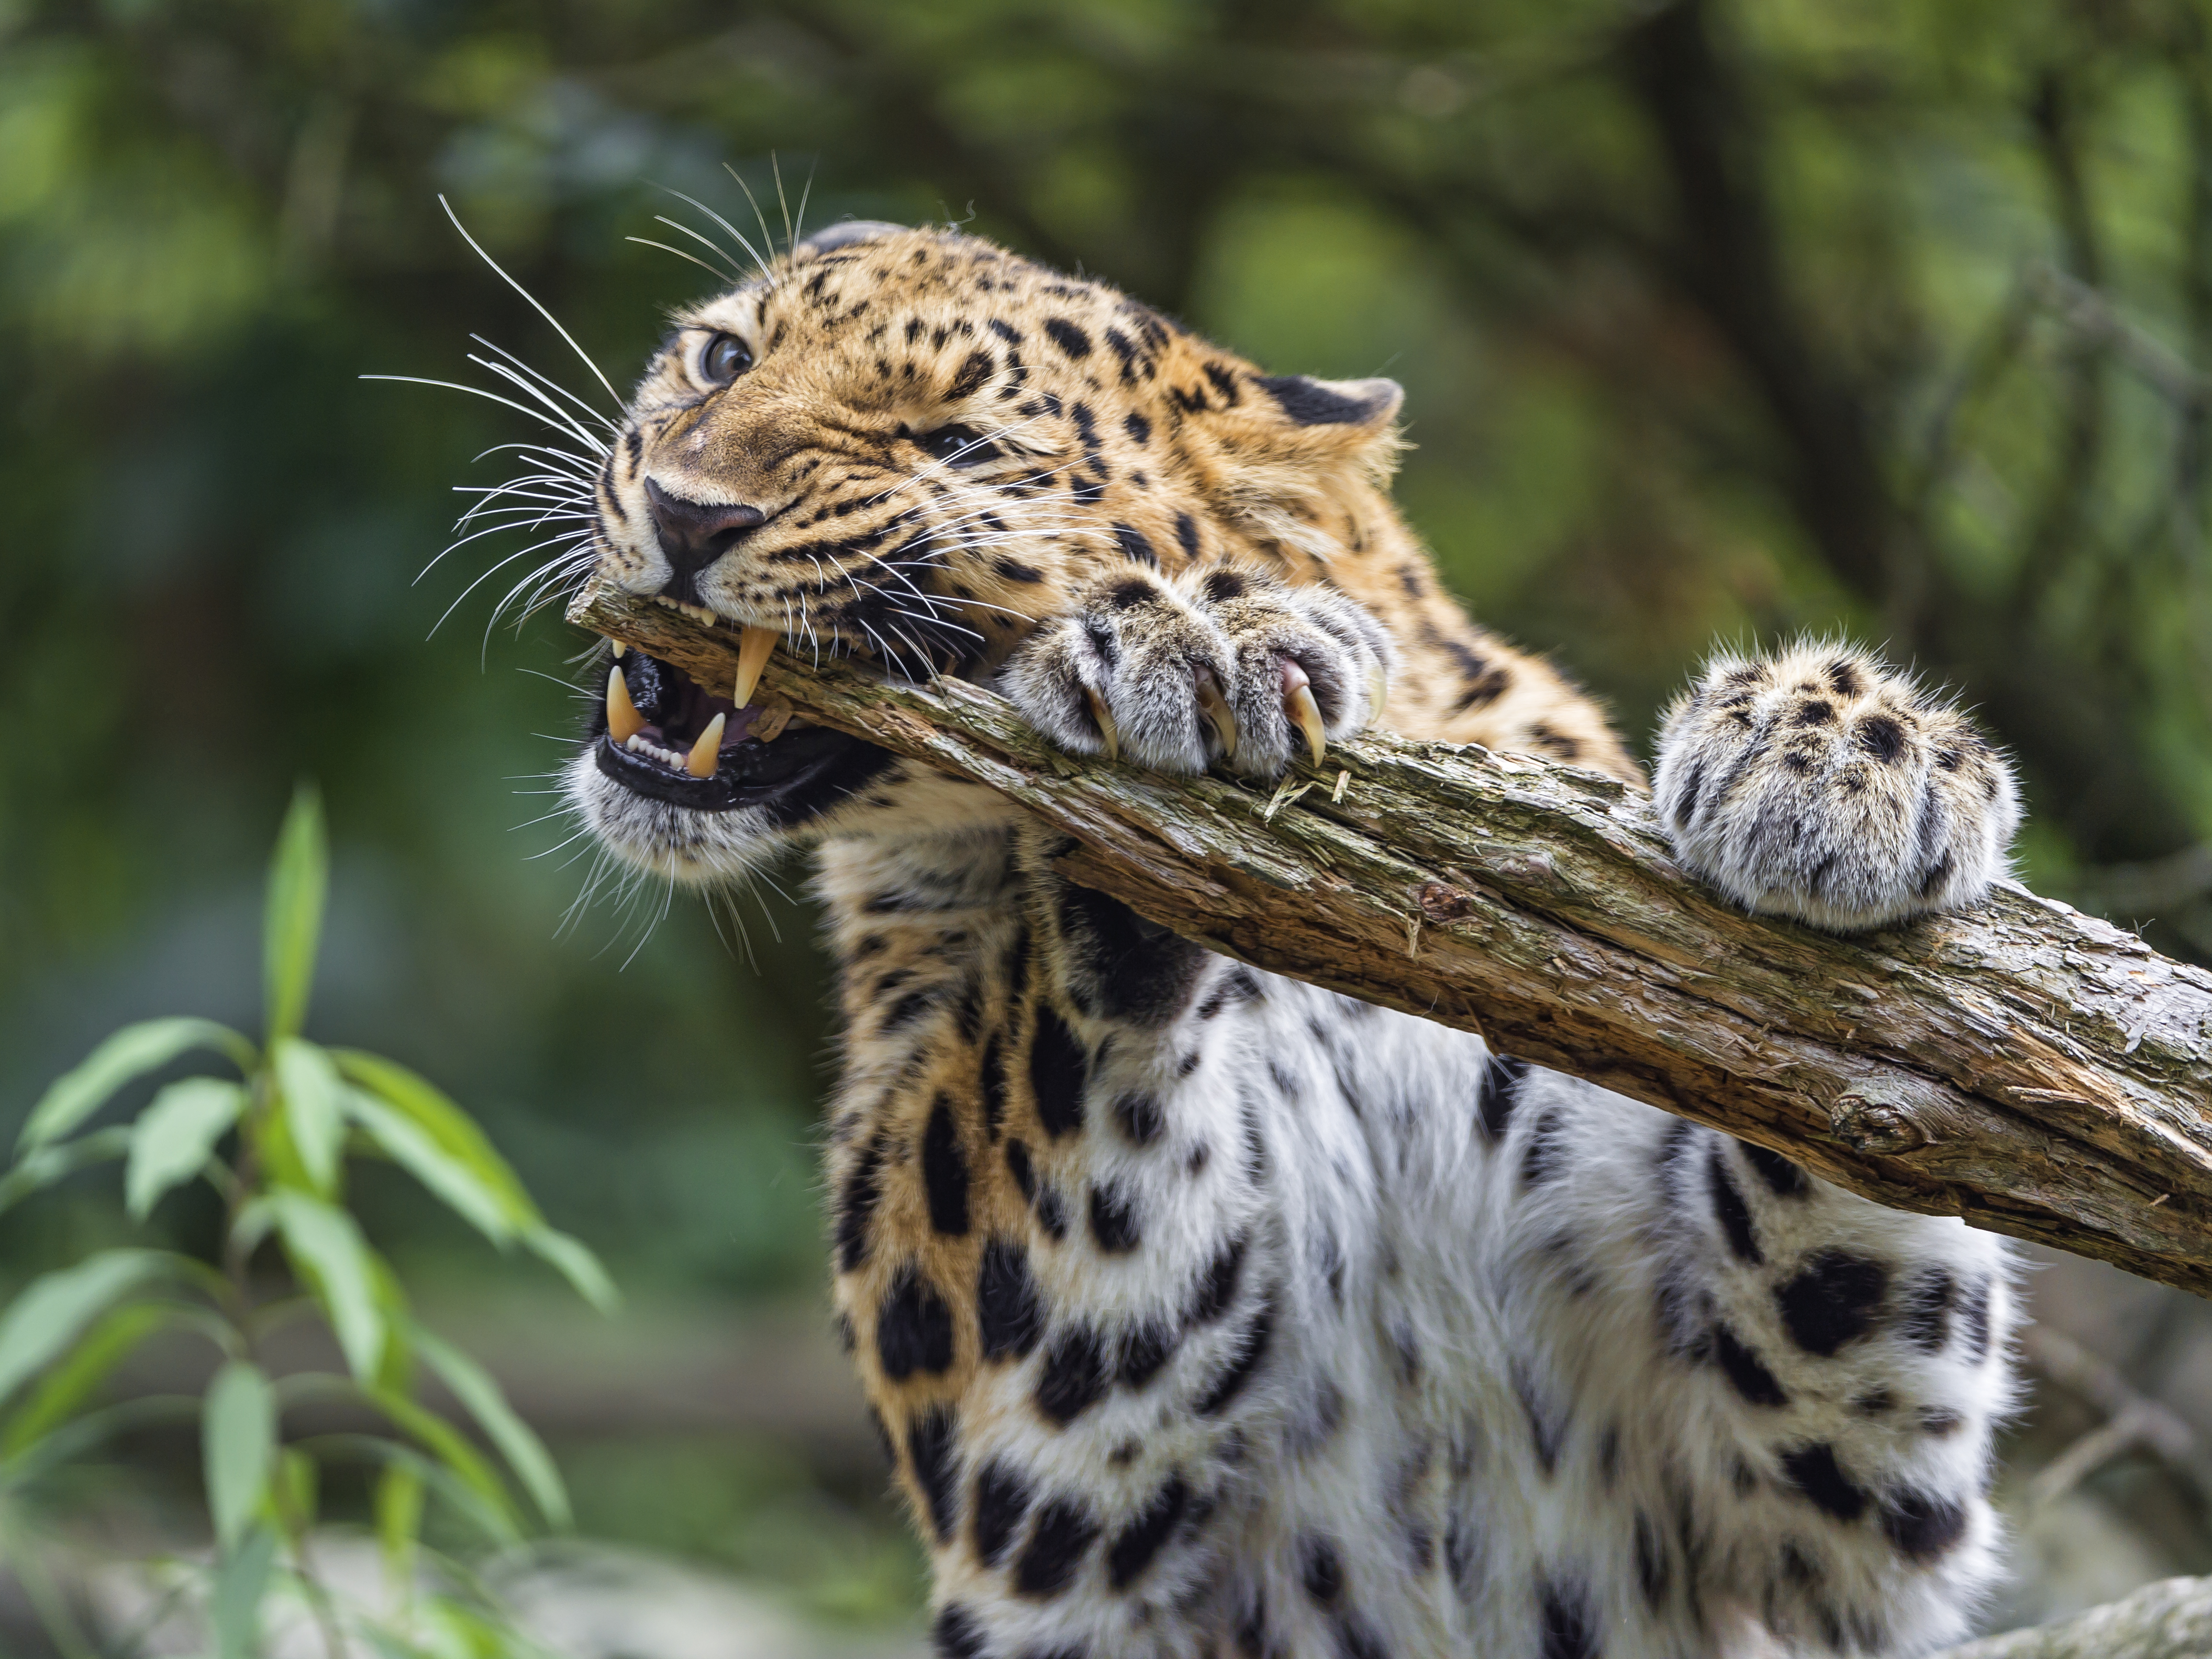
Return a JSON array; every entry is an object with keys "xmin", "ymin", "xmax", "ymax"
[{"xmin": 5, "ymin": 0, "xmax": 2212, "ymax": 1647}]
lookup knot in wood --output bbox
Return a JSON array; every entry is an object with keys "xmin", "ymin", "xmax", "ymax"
[
  {"xmin": 1417, "ymin": 882, "xmax": 1480, "ymax": 924},
  {"xmin": 1830, "ymin": 1092, "xmax": 1932, "ymax": 1155}
]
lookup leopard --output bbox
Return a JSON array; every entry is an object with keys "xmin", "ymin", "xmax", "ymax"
[{"xmin": 547, "ymin": 219, "xmax": 2024, "ymax": 1657}]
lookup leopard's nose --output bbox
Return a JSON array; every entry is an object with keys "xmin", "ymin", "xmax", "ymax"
[{"xmin": 644, "ymin": 477, "xmax": 769, "ymax": 606}]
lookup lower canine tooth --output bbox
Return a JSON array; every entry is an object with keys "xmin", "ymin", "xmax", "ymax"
[
  {"xmin": 685, "ymin": 712, "xmax": 726, "ymax": 778},
  {"xmin": 733, "ymin": 625, "xmax": 779, "ymax": 709},
  {"xmin": 606, "ymin": 666, "xmax": 646, "ymax": 743}
]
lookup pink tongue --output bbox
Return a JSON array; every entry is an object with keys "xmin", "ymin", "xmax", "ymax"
[{"xmin": 721, "ymin": 703, "xmax": 764, "ymax": 745}]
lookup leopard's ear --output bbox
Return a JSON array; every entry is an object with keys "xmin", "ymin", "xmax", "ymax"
[
  {"xmin": 1186, "ymin": 372, "xmax": 1405, "ymax": 557},
  {"xmin": 1206, "ymin": 372, "xmax": 1404, "ymax": 477},
  {"xmin": 793, "ymin": 220, "xmax": 909, "ymax": 258},
  {"xmin": 1251, "ymin": 374, "xmax": 1403, "ymax": 433},
  {"xmin": 1197, "ymin": 372, "xmax": 1406, "ymax": 538}
]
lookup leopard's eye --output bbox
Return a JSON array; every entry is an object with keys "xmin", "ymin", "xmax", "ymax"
[
  {"xmin": 919, "ymin": 425, "xmax": 999, "ymax": 465},
  {"xmin": 699, "ymin": 333, "xmax": 752, "ymax": 385}
]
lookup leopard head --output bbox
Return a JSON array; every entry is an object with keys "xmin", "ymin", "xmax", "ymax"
[{"xmin": 565, "ymin": 221, "xmax": 1403, "ymax": 882}]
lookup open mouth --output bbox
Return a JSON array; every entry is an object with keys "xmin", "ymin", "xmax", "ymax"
[{"xmin": 589, "ymin": 644, "xmax": 890, "ymax": 824}]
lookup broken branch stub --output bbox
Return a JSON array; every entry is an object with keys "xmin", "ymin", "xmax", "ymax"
[{"xmin": 571, "ymin": 578, "xmax": 2212, "ymax": 1300}]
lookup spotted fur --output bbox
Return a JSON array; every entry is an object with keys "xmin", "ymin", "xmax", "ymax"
[{"xmin": 557, "ymin": 222, "xmax": 2022, "ymax": 1656}]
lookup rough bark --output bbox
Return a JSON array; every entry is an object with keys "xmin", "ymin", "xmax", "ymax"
[
  {"xmin": 571, "ymin": 580, "xmax": 2212, "ymax": 1300},
  {"xmin": 1932, "ymin": 1577, "xmax": 2212, "ymax": 1659}
]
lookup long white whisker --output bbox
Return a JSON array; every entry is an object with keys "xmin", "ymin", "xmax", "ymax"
[
  {"xmin": 362, "ymin": 375, "xmax": 598, "ymax": 446},
  {"xmin": 418, "ymin": 513, "xmax": 587, "ymax": 585},
  {"xmin": 653, "ymin": 183, "xmax": 772, "ymax": 280},
  {"xmin": 727, "ymin": 166, "xmax": 784, "ymax": 285},
  {"xmin": 469, "ymin": 354, "xmax": 614, "ymax": 450},
  {"xmin": 470, "ymin": 440, "xmax": 600, "ymax": 480},
  {"xmin": 791, "ymin": 163, "xmax": 815, "ymax": 251},
  {"xmin": 430, "ymin": 530, "xmax": 592, "ymax": 639},
  {"xmin": 468, "ymin": 335, "xmax": 620, "ymax": 437},
  {"xmin": 440, "ymin": 195, "xmax": 624, "ymax": 411},
  {"xmin": 628, "ymin": 238, "xmax": 740, "ymax": 286},
  {"xmin": 649, "ymin": 214, "xmax": 748, "ymax": 280}
]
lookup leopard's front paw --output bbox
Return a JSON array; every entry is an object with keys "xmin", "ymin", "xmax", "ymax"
[
  {"xmin": 1653, "ymin": 641, "xmax": 2019, "ymax": 931},
  {"xmin": 1003, "ymin": 563, "xmax": 1393, "ymax": 781}
]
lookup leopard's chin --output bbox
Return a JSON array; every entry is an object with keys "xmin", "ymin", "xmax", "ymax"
[{"xmin": 566, "ymin": 645, "xmax": 894, "ymax": 883}]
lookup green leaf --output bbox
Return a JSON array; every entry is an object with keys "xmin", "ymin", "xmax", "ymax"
[
  {"xmin": 0, "ymin": 1250, "xmax": 172, "ymax": 1412},
  {"xmin": 269, "ymin": 1193, "xmax": 384, "ymax": 1380},
  {"xmin": 0, "ymin": 1127, "xmax": 134, "ymax": 1221},
  {"xmin": 204, "ymin": 1360, "xmax": 276, "ymax": 1553},
  {"xmin": 272, "ymin": 1037, "xmax": 344, "ymax": 1195},
  {"xmin": 368, "ymin": 1388, "xmax": 520, "ymax": 1542},
  {"xmin": 0, "ymin": 1300, "xmax": 170, "ymax": 1459},
  {"xmin": 276, "ymin": 1445, "xmax": 317, "ymax": 1529},
  {"xmin": 332, "ymin": 1433, "xmax": 513, "ymax": 1550},
  {"xmin": 263, "ymin": 783, "xmax": 328, "ymax": 1044},
  {"xmin": 18, "ymin": 1018, "xmax": 250, "ymax": 1151},
  {"xmin": 520, "ymin": 1227, "xmax": 619, "ymax": 1315},
  {"xmin": 373, "ymin": 1461, "xmax": 424, "ymax": 1593},
  {"xmin": 330, "ymin": 1051, "xmax": 539, "ymax": 1226},
  {"xmin": 125, "ymin": 1077, "xmax": 246, "ymax": 1219},
  {"xmin": 211, "ymin": 1526, "xmax": 278, "ymax": 1659},
  {"xmin": 343, "ymin": 1090, "xmax": 512, "ymax": 1244},
  {"xmin": 412, "ymin": 1325, "xmax": 568, "ymax": 1529}
]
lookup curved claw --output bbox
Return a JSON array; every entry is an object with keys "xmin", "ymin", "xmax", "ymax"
[
  {"xmin": 1366, "ymin": 662, "xmax": 1389, "ymax": 727},
  {"xmin": 1083, "ymin": 687, "xmax": 1121, "ymax": 761},
  {"xmin": 1194, "ymin": 668, "xmax": 1239, "ymax": 759},
  {"xmin": 1281, "ymin": 661, "xmax": 1326, "ymax": 767}
]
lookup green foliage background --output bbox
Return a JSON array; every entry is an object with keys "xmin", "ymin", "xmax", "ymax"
[{"xmin": 3, "ymin": 0, "xmax": 2210, "ymax": 1634}]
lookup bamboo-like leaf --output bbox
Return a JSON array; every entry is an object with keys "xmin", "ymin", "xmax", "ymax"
[
  {"xmin": 211, "ymin": 1525, "xmax": 278, "ymax": 1659},
  {"xmin": 125, "ymin": 1077, "xmax": 246, "ymax": 1219},
  {"xmin": 276, "ymin": 1445, "xmax": 317, "ymax": 1528},
  {"xmin": 342, "ymin": 1434, "xmax": 515, "ymax": 1550},
  {"xmin": 0, "ymin": 1250, "xmax": 171, "ymax": 1412},
  {"xmin": 419, "ymin": 1596, "xmax": 515, "ymax": 1659},
  {"xmin": 343, "ymin": 1090, "xmax": 512, "ymax": 1244},
  {"xmin": 269, "ymin": 1192, "xmax": 384, "ymax": 1380},
  {"xmin": 0, "ymin": 1127, "xmax": 134, "ymax": 1221},
  {"xmin": 331, "ymin": 1050, "xmax": 540, "ymax": 1226},
  {"xmin": 272, "ymin": 1037, "xmax": 345, "ymax": 1195},
  {"xmin": 367, "ymin": 1387, "xmax": 521, "ymax": 1541},
  {"xmin": 520, "ymin": 1227, "xmax": 619, "ymax": 1315},
  {"xmin": 373, "ymin": 1461, "xmax": 424, "ymax": 1596},
  {"xmin": 204, "ymin": 1359, "xmax": 276, "ymax": 1552},
  {"xmin": 412, "ymin": 1324, "xmax": 569, "ymax": 1528},
  {"xmin": 0, "ymin": 1300, "xmax": 170, "ymax": 1458},
  {"xmin": 18, "ymin": 1018, "xmax": 249, "ymax": 1151},
  {"xmin": 263, "ymin": 783, "xmax": 328, "ymax": 1044},
  {"xmin": 0, "ymin": 1394, "xmax": 204, "ymax": 1494}
]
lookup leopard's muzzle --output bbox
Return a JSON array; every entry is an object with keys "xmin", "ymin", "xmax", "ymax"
[{"xmin": 588, "ymin": 646, "xmax": 891, "ymax": 827}]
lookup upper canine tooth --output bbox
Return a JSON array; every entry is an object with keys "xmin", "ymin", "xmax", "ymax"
[
  {"xmin": 606, "ymin": 666, "xmax": 646, "ymax": 743},
  {"xmin": 733, "ymin": 626, "xmax": 779, "ymax": 709},
  {"xmin": 608, "ymin": 638, "xmax": 627, "ymax": 659},
  {"xmin": 685, "ymin": 712, "xmax": 726, "ymax": 778}
]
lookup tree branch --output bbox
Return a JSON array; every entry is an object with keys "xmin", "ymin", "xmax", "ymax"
[
  {"xmin": 1931, "ymin": 1576, "xmax": 2212, "ymax": 1659},
  {"xmin": 572, "ymin": 580, "xmax": 2212, "ymax": 1300}
]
